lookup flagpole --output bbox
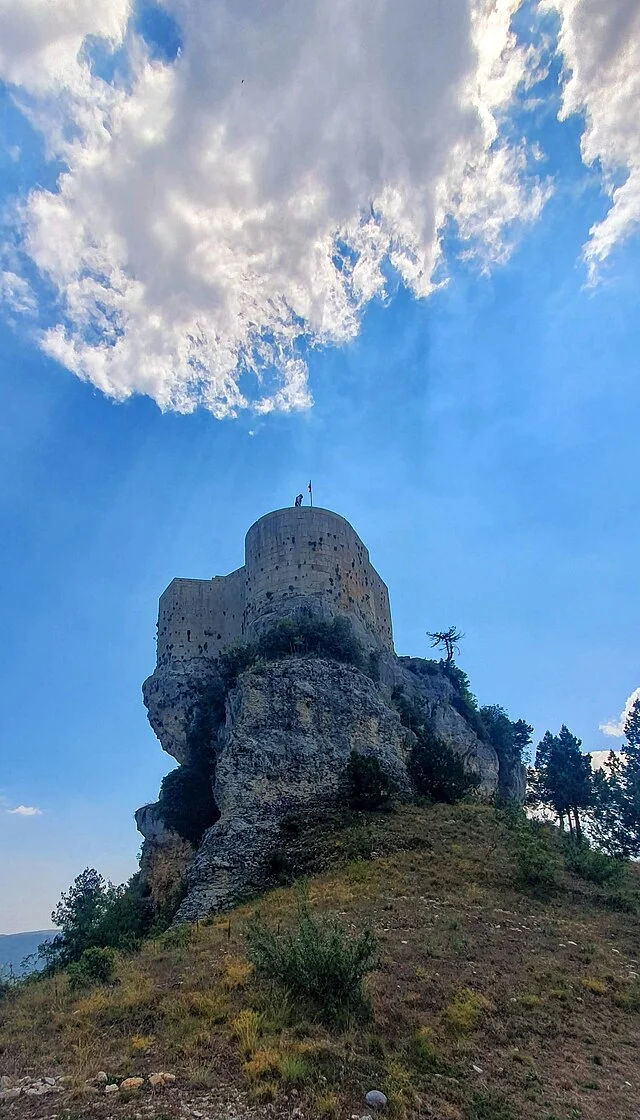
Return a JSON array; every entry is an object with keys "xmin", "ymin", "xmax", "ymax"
[{"xmin": 309, "ymin": 480, "xmax": 313, "ymax": 507}]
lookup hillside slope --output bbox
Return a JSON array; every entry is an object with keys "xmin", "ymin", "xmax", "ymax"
[{"xmin": 1, "ymin": 803, "xmax": 639, "ymax": 1120}]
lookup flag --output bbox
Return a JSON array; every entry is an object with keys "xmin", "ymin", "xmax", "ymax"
[{"xmin": 308, "ymin": 479, "xmax": 313, "ymax": 506}]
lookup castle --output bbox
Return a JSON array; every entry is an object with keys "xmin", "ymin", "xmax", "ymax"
[
  {"xmin": 156, "ymin": 506, "xmax": 394, "ymax": 668},
  {"xmin": 141, "ymin": 504, "xmax": 524, "ymax": 920}
]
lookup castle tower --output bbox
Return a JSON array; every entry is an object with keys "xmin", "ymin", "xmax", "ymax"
[{"xmin": 156, "ymin": 507, "xmax": 393, "ymax": 668}]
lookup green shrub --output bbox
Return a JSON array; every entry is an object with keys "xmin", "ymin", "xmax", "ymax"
[
  {"xmin": 498, "ymin": 798, "xmax": 527, "ymax": 831},
  {"xmin": 565, "ymin": 840, "xmax": 626, "ymax": 887},
  {"xmin": 245, "ymin": 894, "xmax": 377, "ymax": 1022},
  {"xmin": 345, "ymin": 751, "xmax": 393, "ymax": 811},
  {"xmin": 67, "ymin": 946, "xmax": 116, "ymax": 989},
  {"xmin": 95, "ymin": 872, "xmax": 154, "ymax": 952},
  {"xmin": 258, "ymin": 615, "xmax": 364, "ymax": 668},
  {"xmin": 219, "ymin": 641, "xmax": 260, "ymax": 686},
  {"xmin": 443, "ymin": 665, "xmax": 491, "ymax": 744},
  {"xmin": 266, "ymin": 847, "xmax": 295, "ymax": 883},
  {"xmin": 512, "ymin": 825, "xmax": 557, "ymax": 896},
  {"xmin": 219, "ymin": 616, "xmax": 367, "ymax": 688},
  {"xmin": 393, "ymin": 689, "xmax": 480, "ymax": 804},
  {"xmin": 601, "ymin": 889, "xmax": 637, "ymax": 914},
  {"xmin": 342, "ymin": 825, "xmax": 374, "ymax": 861},
  {"xmin": 39, "ymin": 868, "xmax": 155, "ymax": 971},
  {"xmin": 158, "ymin": 761, "xmax": 218, "ymax": 846},
  {"xmin": 409, "ymin": 728, "xmax": 480, "ymax": 804}
]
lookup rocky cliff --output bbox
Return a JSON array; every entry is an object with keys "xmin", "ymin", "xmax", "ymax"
[{"xmin": 138, "ymin": 640, "xmax": 525, "ymax": 922}]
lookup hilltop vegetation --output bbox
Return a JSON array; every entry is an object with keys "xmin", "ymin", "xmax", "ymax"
[{"xmin": 1, "ymin": 801, "xmax": 639, "ymax": 1120}]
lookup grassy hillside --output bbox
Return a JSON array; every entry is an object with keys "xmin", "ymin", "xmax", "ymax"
[{"xmin": 1, "ymin": 803, "xmax": 639, "ymax": 1120}]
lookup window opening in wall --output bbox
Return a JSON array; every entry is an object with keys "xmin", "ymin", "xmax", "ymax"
[{"xmin": 187, "ymin": 630, "xmax": 191, "ymax": 642}]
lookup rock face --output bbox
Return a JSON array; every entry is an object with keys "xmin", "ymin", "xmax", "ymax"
[
  {"xmin": 142, "ymin": 659, "xmax": 222, "ymax": 765},
  {"xmin": 174, "ymin": 657, "xmax": 414, "ymax": 921},
  {"xmin": 135, "ymin": 801, "xmax": 176, "ymax": 845},
  {"xmin": 381, "ymin": 656, "xmax": 504, "ymax": 796},
  {"xmin": 140, "ymin": 648, "xmax": 525, "ymax": 921}
]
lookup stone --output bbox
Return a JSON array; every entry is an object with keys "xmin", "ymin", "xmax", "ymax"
[
  {"xmin": 365, "ymin": 1089, "xmax": 388, "ymax": 1110},
  {"xmin": 0, "ymin": 1076, "xmax": 12, "ymax": 1090},
  {"xmin": 120, "ymin": 1077, "xmax": 145, "ymax": 1091},
  {"xmin": 95, "ymin": 1071, "xmax": 108, "ymax": 1084},
  {"xmin": 0, "ymin": 1088, "xmax": 21, "ymax": 1101},
  {"xmin": 25, "ymin": 1084, "xmax": 56, "ymax": 1096},
  {"xmin": 148, "ymin": 1072, "xmax": 176, "ymax": 1088},
  {"xmin": 105, "ymin": 1082, "xmax": 119, "ymax": 1094}
]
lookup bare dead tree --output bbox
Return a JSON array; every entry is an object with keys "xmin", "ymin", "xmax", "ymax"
[{"xmin": 426, "ymin": 626, "xmax": 465, "ymax": 664}]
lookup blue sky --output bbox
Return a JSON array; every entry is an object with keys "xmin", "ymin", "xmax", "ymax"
[{"xmin": 1, "ymin": 0, "xmax": 639, "ymax": 932}]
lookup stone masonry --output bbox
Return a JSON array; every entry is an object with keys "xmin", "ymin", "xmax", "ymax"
[{"xmin": 156, "ymin": 507, "xmax": 393, "ymax": 668}]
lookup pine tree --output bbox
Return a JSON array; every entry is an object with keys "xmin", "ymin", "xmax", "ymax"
[
  {"xmin": 530, "ymin": 726, "xmax": 593, "ymax": 838},
  {"xmin": 590, "ymin": 698, "xmax": 640, "ymax": 858}
]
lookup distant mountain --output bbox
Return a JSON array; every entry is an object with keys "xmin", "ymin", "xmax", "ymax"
[{"xmin": 0, "ymin": 931, "xmax": 56, "ymax": 978}]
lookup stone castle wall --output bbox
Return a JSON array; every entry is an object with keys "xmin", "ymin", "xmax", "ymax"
[
  {"xmin": 157, "ymin": 568, "xmax": 245, "ymax": 667},
  {"xmin": 156, "ymin": 508, "xmax": 393, "ymax": 668}
]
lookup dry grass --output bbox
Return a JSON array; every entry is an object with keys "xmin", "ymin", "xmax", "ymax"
[{"xmin": 1, "ymin": 802, "xmax": 640, "ymax": 1120}]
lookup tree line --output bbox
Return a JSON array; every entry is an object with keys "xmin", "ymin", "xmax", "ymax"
[{"xmin": 528, "ymin": 697, "xmax": 640, "ymax": 858}]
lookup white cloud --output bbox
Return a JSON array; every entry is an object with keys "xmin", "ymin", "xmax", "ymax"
[
  {"xmin": 599, "ymin": 687, "xmax": 640, "ymax": 738},
  {"xmin": 0, "ymin": 0, "xmax": 549, "ymax": 417},
  {"xmin": 6, "ymin": 805, "xmax": 43, "ymax": 817},
  {"xmin": 543, "ymin": 0, "xmax": 640, "ymax": 276},
  {"xmin": 589, "ymin": 750, "xmax": 614, "ymax": 771},
  {"xmin": 0, "ymin": 270, "xmax": 36, "ymax": 315},
  {"xmin": 0, "ymin": 0, "xmax": 130, "ymax": 93}
]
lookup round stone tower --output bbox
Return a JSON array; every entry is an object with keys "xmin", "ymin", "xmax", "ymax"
[{"xmin": 242, "ymin": 506, "xmax": 393, "ymax": 651}]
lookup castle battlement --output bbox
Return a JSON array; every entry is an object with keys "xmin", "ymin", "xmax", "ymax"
[{"xmin": 156, "ymin": 507, "xmax": 393, "ymax": 668}]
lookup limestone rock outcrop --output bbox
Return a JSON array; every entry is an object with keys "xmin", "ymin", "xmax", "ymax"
[
  {"xmin": 382, "ymin": 656, "xmax": 502, "ymax": 795},
  {"xmin": 174, "ymin": 657, "xmax": 414, "ymax": 921},
  {"xmin": 142, "ymin": 659, "xmax": 222, "ymax": 765}
]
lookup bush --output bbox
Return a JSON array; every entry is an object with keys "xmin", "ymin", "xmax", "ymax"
[
  {"xmin": 67, "ymin": 946, "xmax": 116, "ymax": 989},
  {"xmin": 409, "ymin": 728, "xmax": 480, "ymax": 804},
  {"xmin": 345, "ymin": 751, "xmax": 393, "ymax": 811},
  {"xmin": 565, "ymin": 840, "xmax": 626, "ymax": 887},
  {"xmin": 158, "ymin": 761, "xmax": 218, "ymax": 846},
  {"xmin": 219, "ymin": 615, "xmax": 366, "ymax": 687},
  {"xmin": 40, "ymin": 868, "xmax": 155, "ymax": 971},
  {"xmin": 96, "ymin": 873, "xmax": 154, "ymax": 951},
  {"xmin": 443, "ymin": 665, "xmax": 491, "ymax": 744},
  {"xmin": 512, "ymin": 825, "xmax": 557, "ymax": 896},
  {"xmin": 245, "ymin": 894, "xmax": 377, "ymax": 1022},
  {"xmin": 393, "ymin": 689, "xmax": 480, "ymax": 804},
  {"xmin": 601, "ymin": 889, "xmax": 637, "ymax": 914}
]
